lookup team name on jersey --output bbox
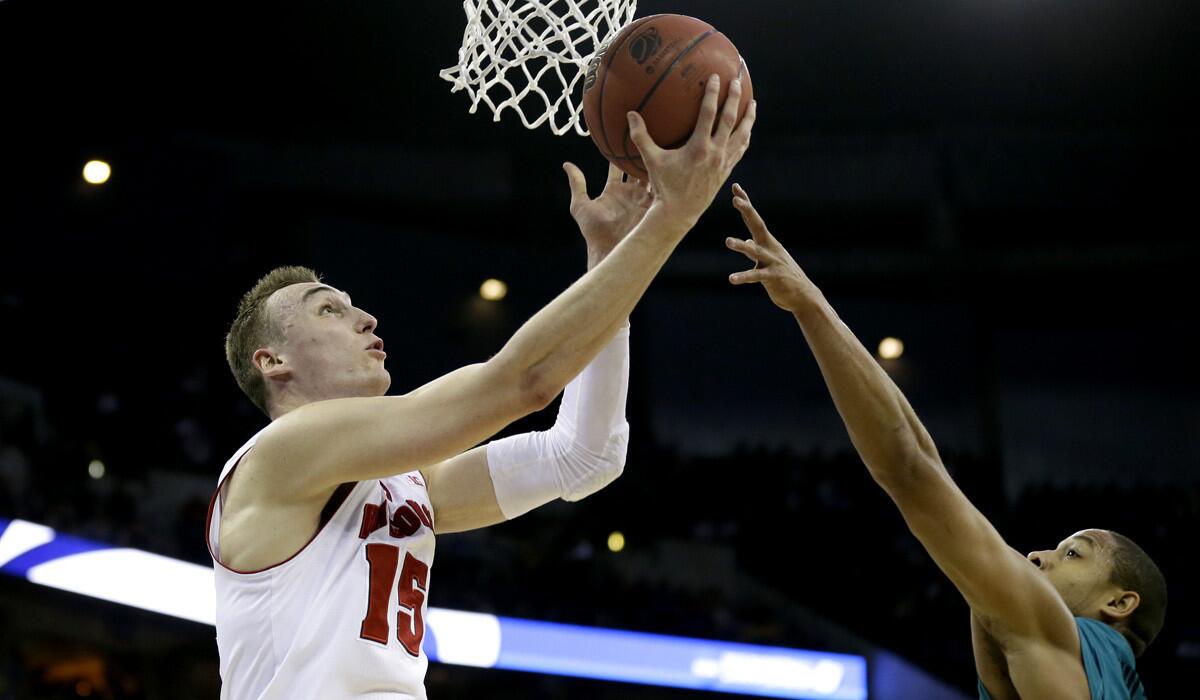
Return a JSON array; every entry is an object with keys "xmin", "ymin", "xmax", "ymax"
[{"xmin": 357, "ymin": 481, "xmax": 434, "ymax": 540}]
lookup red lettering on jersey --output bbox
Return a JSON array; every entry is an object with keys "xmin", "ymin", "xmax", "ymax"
[
  {"xmin": 359, "ymin": 543, "xmax": 399, "ymax": 644},
  {"xmin": 389, "ymin": 504, "xmax": 422, "ymax": 539},
  {"xmin": 358, "ymin": 502, "xmax": 388, "ymax": 539},
  {"xmin": 359, "ymin": 545, "xmax": 429, "ymax": 655},
  {"xmin": 395, "ymin": 552, "xmax": 429, "ymax": 657},
  {"xmin": 361, "ymin": 490, "xmax": 434, "ymax": 541},
  {"xmin": 407, "ymin": 499, "xmax": 434, "ymax": 529}
]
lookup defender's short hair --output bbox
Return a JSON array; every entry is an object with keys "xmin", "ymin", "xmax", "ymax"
[
  {"xmin": 225, "ymin": 266, "xmax": 320, "ymax": 416},
  {"xmin": 1107, "ymin": 530, "xmax": 1167, "ymax": 657}
]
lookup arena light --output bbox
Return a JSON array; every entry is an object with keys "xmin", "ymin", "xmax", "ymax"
[
  {"xmin": 479, "ymin": 278, "xmax": 508, "ymax": 301},
  {"xmin": 878, "ymin": 337, "xmax": 904, "ymax": 360},
  {"xmin": 82, "ymin": 160, "xmax": 111, "ymax": 185},
  {"xmin": 0, "ymin": 519, "xmax": 54, "ymax": 568},
  {"xmin": 475, "ymin": 617, "xmax": 866, "ymax": 698},
  {"xmin": 0, "ymin": 518, "xmax": 867, "ymax": 699}
]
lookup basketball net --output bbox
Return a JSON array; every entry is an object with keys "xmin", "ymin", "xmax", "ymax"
[{"xmin": 440, "ymin": 0, "xmax": 638, "ymax": 137}]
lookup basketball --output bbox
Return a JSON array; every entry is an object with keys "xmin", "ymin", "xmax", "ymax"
[{"xmin": 582, "ymin": 14, "xmax": 754, "ymax": 180}]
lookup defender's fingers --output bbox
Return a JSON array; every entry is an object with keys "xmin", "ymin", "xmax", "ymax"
[
  {"xmin": 714, "ymin": 78, "xmax": 743, "ymax": 145},
  {"xmin": 729, "ymin": 268, "xmax": 770, "ymax": 285},
  {"xmin": 732, "ymin": 187, "xmax": 773, "ymax": 245},
  {"xmin": 564, "ymin": 162, "xmax": 588, "ymax": 205},
  {"xmin": 725, "ymin": 236, "xmax": 767, "ymax": 263},
  {"xmin": 689, "ymin": 74, "xmax": 722, "ymax": 146}
]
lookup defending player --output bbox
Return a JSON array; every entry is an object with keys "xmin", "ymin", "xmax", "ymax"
[
  {"xmin": 723, "ymin": 184, "xmax": 1164, "ymax": 699},
  {"xmin": 206, "ymin": 77, "xmax": 756, "ymax": 699}
]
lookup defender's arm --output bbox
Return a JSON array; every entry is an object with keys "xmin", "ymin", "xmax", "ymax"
[{"xmin": 725, "ymin": 186, "xmax": 1079, "ymax": 651}]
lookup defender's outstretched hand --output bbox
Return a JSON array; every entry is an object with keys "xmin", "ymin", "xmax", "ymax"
[
  {"xmin": 627, "ymin": 75, "xmax": 757, "ymax": 230},
  {"xmin": 564, "ymin": 162, "xmax": 654, "ymax": 269},
  {"xmin": 725, "ymin": 184, "xmax": 821, "ymax": 313}
]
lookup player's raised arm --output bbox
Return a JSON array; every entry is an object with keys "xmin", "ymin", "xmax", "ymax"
[
  {"xmin": 421, "ymin": 164, "xmax": 649, "ymax": 533},
  {"xmin": 246, "ymin": 77, "xmax": 756, "ymax": 505},
  {"xmin": 722, "ymin": 185, "xmax": 1080, "ymax": 652}
]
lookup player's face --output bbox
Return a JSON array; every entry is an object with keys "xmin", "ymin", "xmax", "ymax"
[
  {"xmin": 267, "ymin": 282, "xmax": 391, "ymax": 400},
  {"xmin": 1026, "ymin": 529, "xmax": 1117, "ymax": 615}
]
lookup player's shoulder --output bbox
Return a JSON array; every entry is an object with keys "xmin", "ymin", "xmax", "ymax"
[
  {"xmin": 971, "ymin": 580, "xmax": 1081, "ymax": 658},
  {"xmin": 1075, "ymin": 617, "xmax": 1128, "ymax": 651},
  {"xmin": 1075, "ymin": 617, "xmax": 1139, "ymax": 675},
  {"xmin": 233, "ymin": 412, "xmax": 325, "ymax": 481},
  {"xmin": 1073, "ymin": 617, "xmax": 1146, "ymax": 699},
  {"xmin": 223, "ymin": 421, "xmax": 337, "ymax": 508}
]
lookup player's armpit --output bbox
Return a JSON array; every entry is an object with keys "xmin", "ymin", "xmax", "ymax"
[
  {"xmin": 248, "ymin": 361, "xmax": 544, "ymax": 502},
  {"xmin": 883, "ymin": 463, "xmax": 1080, "ymax": 652},
  {"xmin": 420, "ymin": 447, "xmax": 506, "ymax": 534}
]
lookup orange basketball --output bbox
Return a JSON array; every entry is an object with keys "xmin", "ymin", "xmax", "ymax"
[{"xmin": 582, "ymin": 14, "xmax": 753, "ymax": 180}]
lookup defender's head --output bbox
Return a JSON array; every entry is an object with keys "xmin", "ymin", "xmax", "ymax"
[
  {"xmin": 225, "ymin": 266, "xmax": 390, "ymax": 418},
  {"xmin": 1027, "ymin": 529, "xmax": 1167, "ymax": 657}
]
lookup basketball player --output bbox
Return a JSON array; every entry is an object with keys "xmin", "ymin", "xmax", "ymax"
[
  {"xmin": 724, "ymin": 184, "xmax": 1165, "ymax": 699},
  {"xmin": 206, "ymin": 76, "xmax": 756, "ymax": 699}
]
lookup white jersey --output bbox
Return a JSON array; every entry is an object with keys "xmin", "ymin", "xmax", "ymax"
[{"xmin": 206, "ymin": 430, "xmax": 437, "ymax": 700}]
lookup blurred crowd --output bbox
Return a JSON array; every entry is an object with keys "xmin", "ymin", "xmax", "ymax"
[{"xmin": 1, "ymin": 373, "xmax": 1196, "ymax": 699}]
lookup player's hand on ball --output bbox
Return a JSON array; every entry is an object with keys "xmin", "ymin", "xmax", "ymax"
[
  {"xmin": 627, "ymin": 74, "xmax": 756, "ymax": 229},
  {"xmin": 564, "ymin": 162, "xmax": 655, "ymax": 269},
  {"xmin": 725, "ymin": 184, "xmax": 821, "ymax": 313}
]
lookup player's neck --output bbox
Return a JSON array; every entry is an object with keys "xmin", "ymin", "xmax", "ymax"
[{"xmin": 267, "ymin": 392, "xmax": 319, "ymax": 421}]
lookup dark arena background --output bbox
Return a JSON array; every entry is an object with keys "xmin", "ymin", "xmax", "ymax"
[{"xmin": 1, "ymin": 1, "xmax": 1197, "ymax": 698}]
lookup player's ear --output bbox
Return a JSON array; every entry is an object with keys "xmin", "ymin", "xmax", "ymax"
[
  {"xmin": 1102, "ymin": 589, "xmax": 1141, "ymax": 622},
  {"xmin": 254, "ymin": 347, "xmax": 293, "ymax": 382}
]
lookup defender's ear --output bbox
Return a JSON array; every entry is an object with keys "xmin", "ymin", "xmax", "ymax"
[{"xmin": 1102, "ymin": 590, "xmax": 1141, "ymax": 622}]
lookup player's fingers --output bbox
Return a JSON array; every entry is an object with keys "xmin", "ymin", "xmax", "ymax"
[
  {"xmin": 636, "ymin": 180, "xmax": 653, "ymax": 204},
  {"xmin": 714, "ymin": 77, "xmax": 743, "ymax": 145},
  {"xmin": 564, "ymin": 162, "xmax": 588, "ymax": 206},
  {"xmin": 729, "ymin": 267, "xmax": 770, "ymax": 285},
  {"xmin": 731, "ymin": 99, "xmax": 757, "ymax": 154},
  {"xmin": 690, "ymin": 74, "xmax": 722, "ymax": 146},
  {"xmin": 627, "ymin": 111, "xmax": 665, "ymax": 163},
  {"xmin": 606, "ymin": 162, "xmax": 624, "ymax": 187}
]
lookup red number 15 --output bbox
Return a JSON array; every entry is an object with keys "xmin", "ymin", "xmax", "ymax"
[{"xmin": 360, "ymin": 544, "xmax": 428, "ymax": 656}]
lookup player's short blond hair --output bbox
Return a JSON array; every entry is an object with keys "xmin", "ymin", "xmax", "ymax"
[{"xmin": 225, "ymin": 266, "xmax": 321, "ymax": 416}]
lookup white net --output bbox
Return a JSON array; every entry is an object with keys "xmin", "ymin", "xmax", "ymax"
[{"xmin": 440, "ymin": 0, "xmax": 638, "ymax": 137}]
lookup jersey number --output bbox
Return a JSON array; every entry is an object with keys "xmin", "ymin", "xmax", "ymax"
[{"xmin": 359, "ymin": 543, "xmax": 428, "ymax": 656}]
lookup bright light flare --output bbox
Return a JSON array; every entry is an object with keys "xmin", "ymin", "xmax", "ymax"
[
  {"xmin": 480, "ymin": 279, "xmax": 508, "ymax": 301},
  {"xmin": 83, "ymin": 160, "xmax": 111, "ymax": 185},
  {"xmin": 878, "ymin": 337, "xmax": 904, "ymax": 360}
]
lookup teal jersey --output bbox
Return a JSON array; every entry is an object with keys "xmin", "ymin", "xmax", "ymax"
[{"xmin": 978, "ymin": 617, "xmax": 1146, "ymax": 699}]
